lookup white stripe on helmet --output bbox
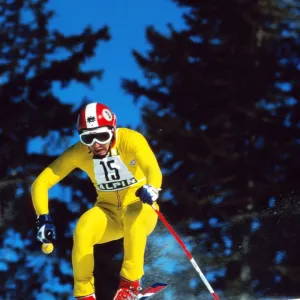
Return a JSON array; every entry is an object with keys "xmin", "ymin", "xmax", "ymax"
[{"xmin": 85, "ymin": 103, "xmax": 99, "ymax": 128}]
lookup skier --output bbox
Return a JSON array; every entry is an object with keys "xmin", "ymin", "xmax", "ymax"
[{"xmin": 31, "ymin": 102, "xmax": 162, "ymax": 300}]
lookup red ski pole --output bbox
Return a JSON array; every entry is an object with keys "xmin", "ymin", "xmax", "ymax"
[{"xmin": 151, "ymin": 204, "xmax": 220, "ymax": 300}]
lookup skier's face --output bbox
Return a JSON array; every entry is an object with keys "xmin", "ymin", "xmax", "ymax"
[{"xmin": 89, "ymin": 141, "xmax": 110, "ymax": 157}]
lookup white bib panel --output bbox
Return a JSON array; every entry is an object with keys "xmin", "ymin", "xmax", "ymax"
[{"xmin": 93, "ymin": 155, "xmax": 137, "ymax": 191}]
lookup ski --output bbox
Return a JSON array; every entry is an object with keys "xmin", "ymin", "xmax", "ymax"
[{"xmin": 138, "ymin": 282, "xmax": 168, "ymax": 299}]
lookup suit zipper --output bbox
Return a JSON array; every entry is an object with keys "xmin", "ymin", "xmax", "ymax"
[{"xmin": 115, "ymin": 191, "xmax": 121, "ymax": 210}]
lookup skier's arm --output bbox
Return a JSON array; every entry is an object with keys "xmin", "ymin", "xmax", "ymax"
[
  {"xmin": 31, "ymin": 145, "xmax": 77, "ymax": 216},
  {"xmin": 131, "ymin": 131, "xmax": 162, "ymax": 190}
]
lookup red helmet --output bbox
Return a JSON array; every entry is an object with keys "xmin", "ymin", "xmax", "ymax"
[{"xmin": 77, "ymin": 102, "xmax": 117, "ymax": 132}]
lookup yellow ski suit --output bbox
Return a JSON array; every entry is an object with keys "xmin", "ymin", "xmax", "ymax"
[{"xmin": 31, "ymin": 128, "xmax": 162, "ymax": 297}]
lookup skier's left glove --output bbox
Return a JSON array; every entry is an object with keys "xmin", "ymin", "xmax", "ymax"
[
  {"xmin": 36, "ymin": 214, "xmax": 56, "ymax": 243},
  {"xmin": 136, "ymin": 184, "xmax": 160, "ymax": 205}
]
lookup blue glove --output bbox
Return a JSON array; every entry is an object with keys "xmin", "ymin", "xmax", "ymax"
[
  {"xmin": 136, "ymin": 184, "xmax": 160, "ymax": 205},
  {"xmin": 36, "ymin": 214, "xmax": 56, "ymax": 243}
]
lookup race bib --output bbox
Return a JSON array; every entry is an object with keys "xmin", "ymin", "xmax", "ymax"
[{"xmin": 93, "ymin": 155, "xmax": 137, "ymax": 191}]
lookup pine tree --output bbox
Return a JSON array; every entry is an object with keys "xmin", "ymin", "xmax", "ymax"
[{"xmin": 123, "ymin": 0, "xmax": 300, "ymax": 298}]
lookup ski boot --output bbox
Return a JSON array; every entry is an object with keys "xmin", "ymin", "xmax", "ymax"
[{"xmin": 113, "ymin": 277, "xmax": 141, "ymax": 300}]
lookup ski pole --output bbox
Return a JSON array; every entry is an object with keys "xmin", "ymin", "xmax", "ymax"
[{"xmin": 151, "ymin": 204, "xmax": 220, "ymax": 300}]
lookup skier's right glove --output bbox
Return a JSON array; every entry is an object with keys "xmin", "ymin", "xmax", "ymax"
[{"xmin": 36, "ymin": 214, "xmax": 56, "ymax": 243}]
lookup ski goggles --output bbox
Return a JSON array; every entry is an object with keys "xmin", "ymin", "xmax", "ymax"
[{"xmin": 79, "ymin": 127, "xmax": 113, "ymax": 146}]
